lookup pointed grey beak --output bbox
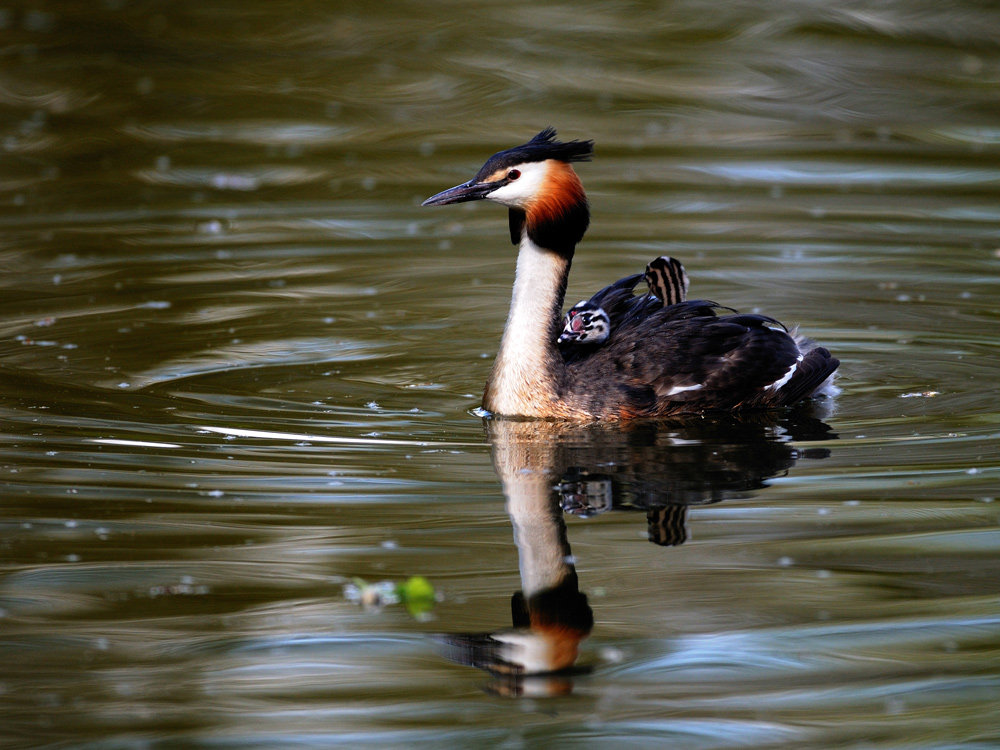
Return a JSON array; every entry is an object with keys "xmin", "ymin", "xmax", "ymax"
[{"xmin": 422, "ymin": 179, "xmax": 497, "ymax": 206}]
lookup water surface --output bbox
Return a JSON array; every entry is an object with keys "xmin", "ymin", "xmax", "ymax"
[{"xmin": 1, "ymin": 1, "xmax": 999, "ymax": 748}]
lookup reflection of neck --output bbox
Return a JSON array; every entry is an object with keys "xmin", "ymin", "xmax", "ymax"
[
  {"xmin": 489, "ymin": 420, "xmax": 593, "ymax": 633},
  {"xmin": 490, "ymin": 420, "xmax": 593, "ymax": 673},
  {"xmin": 489, "ymin": 420, "xmax": 574, "ymax": 595},
  {"xmin": 507, "ymin": 479, "xmax": 574, "ymax": 596}
]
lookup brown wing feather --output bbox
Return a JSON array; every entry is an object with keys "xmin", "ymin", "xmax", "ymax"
[{"xmin": 565, "ymin": 303, "xmax": 809, "ymax": 416}]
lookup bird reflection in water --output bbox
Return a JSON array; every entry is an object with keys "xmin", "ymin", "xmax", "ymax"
[{"xmin": 437, "ymin": 412, "xmax": 836, "ymax": 696}]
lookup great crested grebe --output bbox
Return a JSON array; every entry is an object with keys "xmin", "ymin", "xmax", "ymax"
[
  {"xmin": 559, "ymin": 255, "xmax": 691, "ymax": 349},
  {"xmin": 423, "ymin": 128, "xmax": 839, "ymax": 420}
]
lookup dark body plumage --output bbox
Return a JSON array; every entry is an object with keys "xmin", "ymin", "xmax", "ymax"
[
  {"xmin": 423, "ymin": 129, "xmax": 839, "ymax": 420},
  {"xmin": 556, "ymin": 260, "xmax": 837, "ymax": 417},
  {"xmin": 561, "ymin": 294, "xmax": 838, "ymax": 418}
]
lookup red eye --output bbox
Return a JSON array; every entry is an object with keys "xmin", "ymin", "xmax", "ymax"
[{"xmin": 507, "ymin": 169, "xmax": 521, "ymax": 181}]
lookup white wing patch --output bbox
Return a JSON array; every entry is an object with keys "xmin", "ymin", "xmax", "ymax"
[
  {"xmin": 666, "ymin": 383, "xmax": 703, "ymax": 397},
  {"xmin": 766, "ymin": 355, "xmax": 804, "ymax": 391}
]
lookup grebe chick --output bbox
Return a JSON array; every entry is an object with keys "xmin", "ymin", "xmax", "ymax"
[
  {"xmin": 558, "ymin": 255, "xmax": 689, "ymax": 356},
  {"xmin": 559, "ymin": 300, "xmax": 610, "ymax": 345},
  {"xmin": 644, "ymin": 255, "xmax": 689, "ymax": 306},
  {"xmin": 422, "ymin": 128, "xmax": 839, "ymax": 420}
]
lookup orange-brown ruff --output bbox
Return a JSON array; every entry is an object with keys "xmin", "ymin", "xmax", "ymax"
[
  {"xmin": 525, "ymin": 161, "xmax": 587, "ymax": 239},
  {"xmin": 422, "ymin": 128, "xmax": 839, "ymax": 420}
]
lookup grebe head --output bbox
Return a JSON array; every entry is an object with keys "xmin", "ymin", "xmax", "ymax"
[
  {"xmin": 423, "ymin": 128, "xmax": 594, "ymax": 252},
  {"xmin": 422, "ymin": 128, "xmax": 592, "ymax": 209},
  {"xmin": 558, "ymin": 300, "xmax": 610, "ymax": 345}
]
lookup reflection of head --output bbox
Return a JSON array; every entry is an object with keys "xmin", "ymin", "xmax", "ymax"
[
  {"xmin": 509, "ymin": 576, "xmax": 594, "ymax": 670},
  {"xmin": 437, "ymin": 577, "xmax": 593, "ymax": 677}
]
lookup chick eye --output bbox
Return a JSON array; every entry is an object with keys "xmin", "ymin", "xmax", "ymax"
[{"xmin": 507, "ymin": 169, "xmax": 521, "ymax": 181}]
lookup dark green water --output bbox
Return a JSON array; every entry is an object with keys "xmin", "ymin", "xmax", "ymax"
[{"xmin": 1, "ymin": 1, "xmax": 999, "ymax": 748}]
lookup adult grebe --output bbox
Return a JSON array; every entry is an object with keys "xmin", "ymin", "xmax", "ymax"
[{"xmin": 423, "ymin": 128, "xmax": 839, "ymax": 420}]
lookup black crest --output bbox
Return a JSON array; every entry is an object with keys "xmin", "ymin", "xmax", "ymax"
[{"xmin": 474, "ymin": 127, "xmax": 594, "ymax": 182}]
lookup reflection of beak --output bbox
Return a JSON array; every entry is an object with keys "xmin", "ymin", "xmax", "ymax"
[{"xmin": 422, "ymin": 180, "xmax": 497, "ymax": 206}]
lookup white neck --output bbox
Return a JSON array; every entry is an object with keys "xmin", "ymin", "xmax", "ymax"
[{"xmin": 484, "ymin": 233, "xmax": 569, "ymax": 417}]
